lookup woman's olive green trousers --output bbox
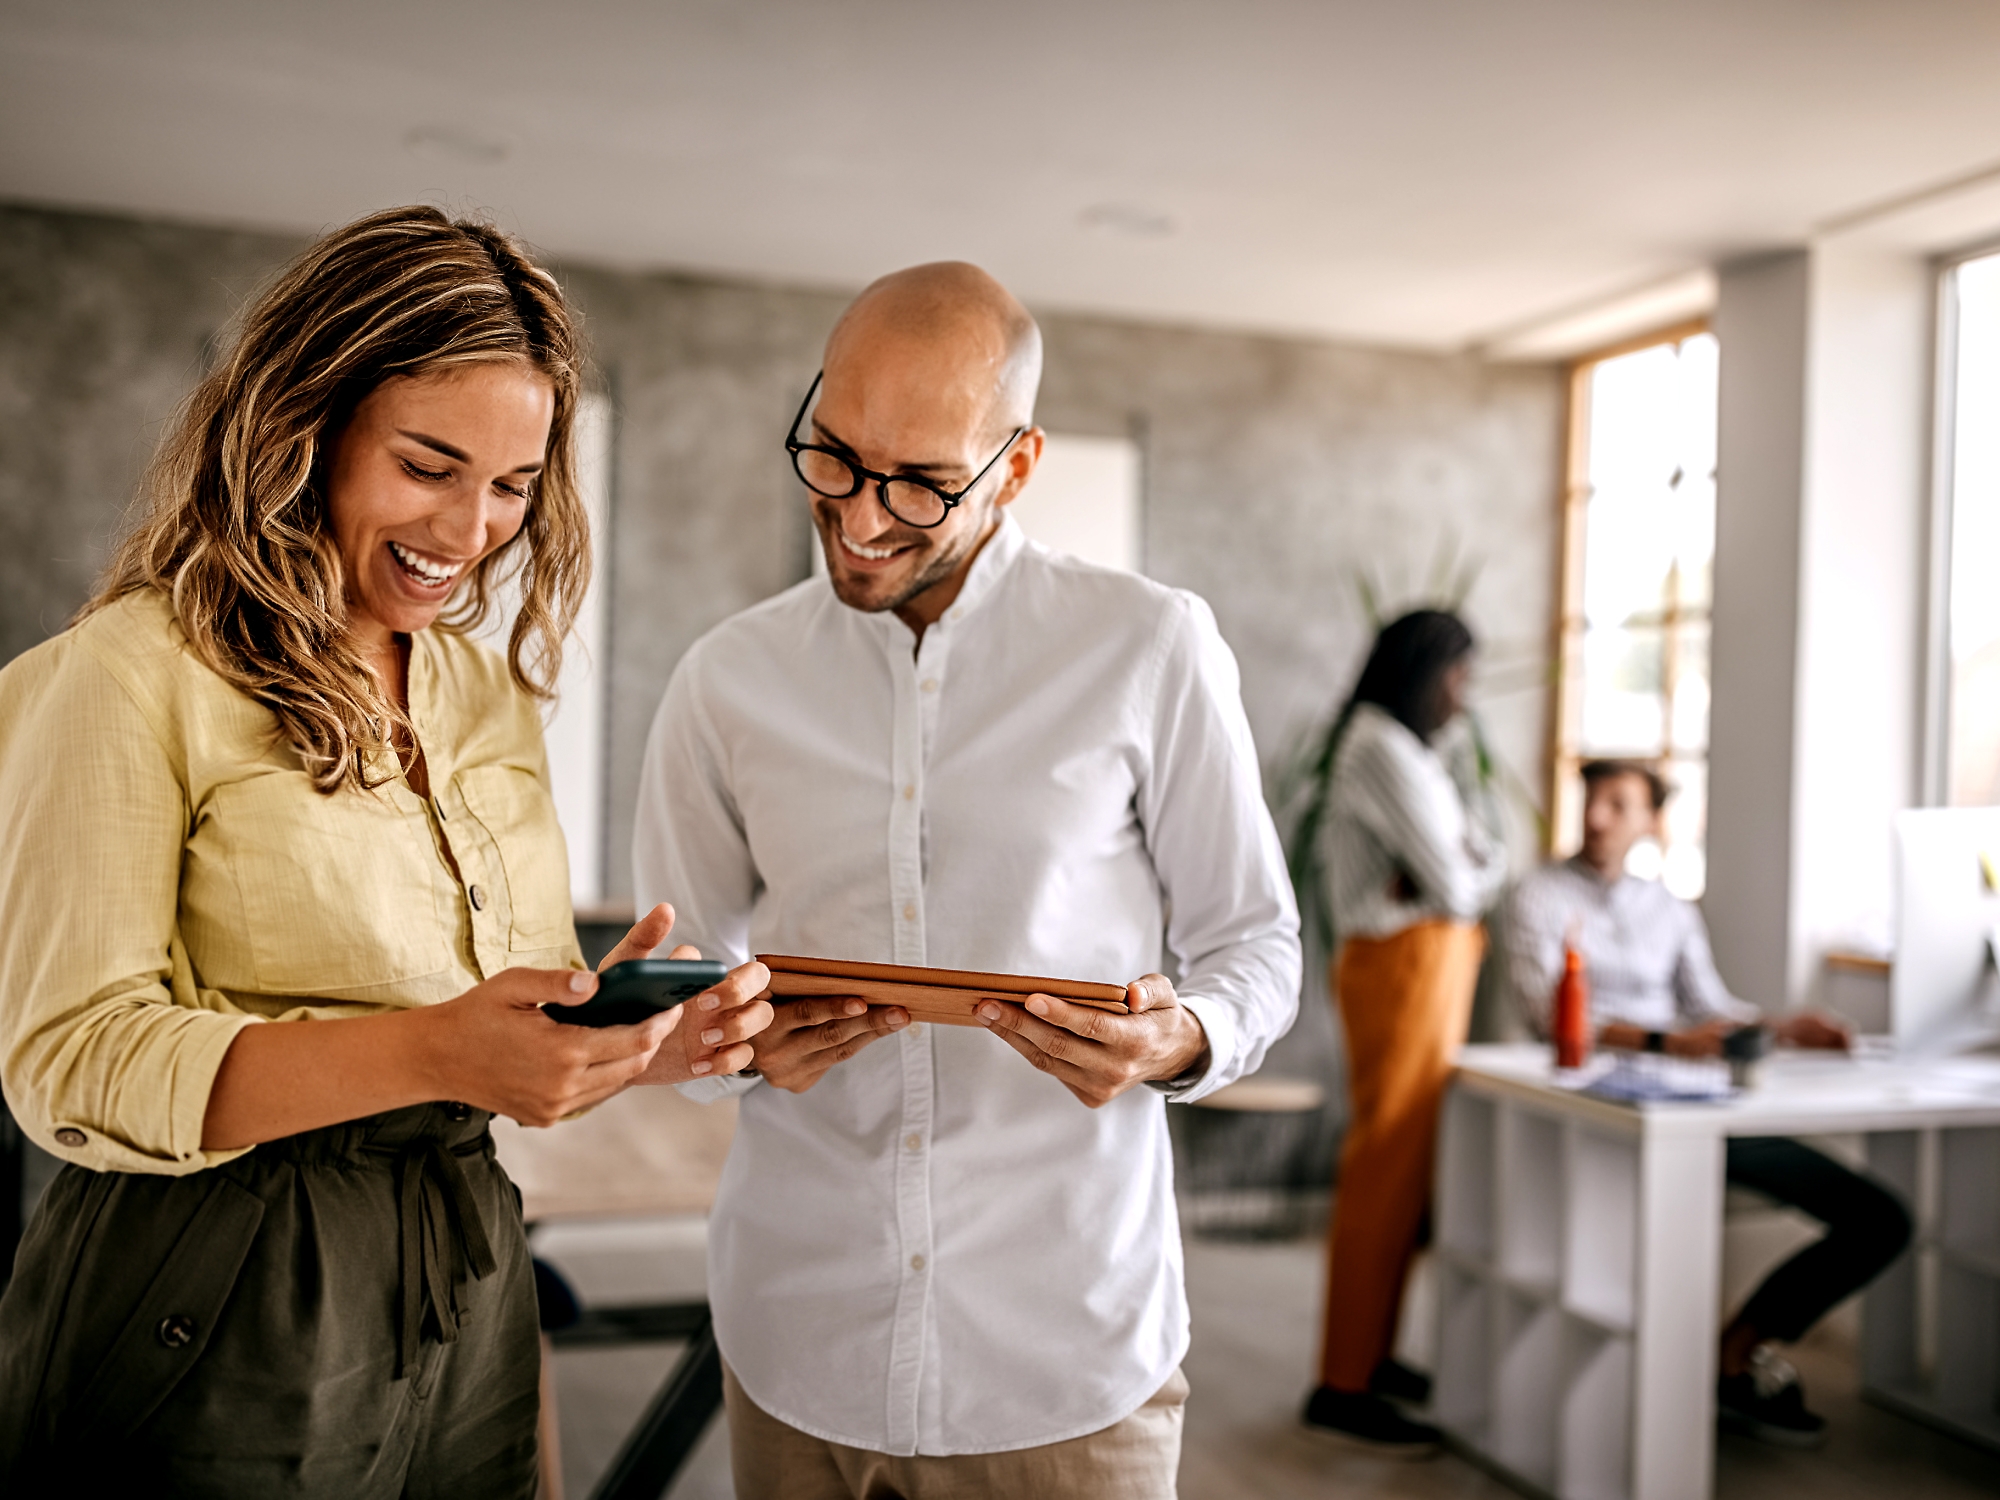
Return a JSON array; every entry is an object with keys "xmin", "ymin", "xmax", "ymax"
[{"xmin": 0, "ymin": 1102, "xmax": 540, "ymax": 1497}]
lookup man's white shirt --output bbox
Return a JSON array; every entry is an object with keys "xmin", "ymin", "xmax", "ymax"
[
  {"xmin": 633, "ymin": 515, "xmax": 1300, "ymax": 1455},
  {"xmin": 1504, "ymin": 855, "xmax": 1761, "ymax": 1036}
]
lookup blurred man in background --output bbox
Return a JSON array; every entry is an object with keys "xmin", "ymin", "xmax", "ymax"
[{"xmin": 1504, "ymin": 760, "xmax": 1910, "ymax": 1448}]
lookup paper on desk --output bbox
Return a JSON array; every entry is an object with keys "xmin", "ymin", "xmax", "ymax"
[{"xmin": 1555, "ymin": 1053, "xmax": 1737, "ymax": 1104}]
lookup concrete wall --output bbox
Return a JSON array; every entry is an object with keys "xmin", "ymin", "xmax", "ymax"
[
  {"xmin": 0, "ymin": 206, "xmax": 299, "ymax": 663},
  {"xmin": 0, "ymin": 200, "xmax": 1564, "ymax": 1128}
]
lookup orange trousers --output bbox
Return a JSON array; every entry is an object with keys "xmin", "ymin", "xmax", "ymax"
[{"xmin": 1317, "ymin": 920, "xmax": 1485, "ymax": 1392}]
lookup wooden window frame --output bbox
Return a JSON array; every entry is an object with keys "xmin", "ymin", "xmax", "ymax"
[{"xmin": 1546, "ymin": 318, "xmax": 1714, "ymax": 862}]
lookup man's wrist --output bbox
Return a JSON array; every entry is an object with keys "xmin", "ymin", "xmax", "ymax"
[{"xmin": 1148, "ymin": 1008, "xmax": 1211, "ymax": 1090}]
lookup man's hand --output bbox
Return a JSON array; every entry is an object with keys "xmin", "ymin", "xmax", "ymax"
[
  {"xmin": 1774, "ymin": 1010, "xmax": 1852, "ymax": 1052},
  {"xmin": 1661, "ymin": 1018, "xmax": 1739, "ymax": 1058},
  {"xmin": 975, "ymin": 974, "xmax": 1209, "ymax": 1109},
  {"xmin": 749, "ymin": 995, "xmax": 909, "ymax": 1093},
  {"xmin": 602, "ymin": 904, "xmax": 776, "ymax": 1084}
]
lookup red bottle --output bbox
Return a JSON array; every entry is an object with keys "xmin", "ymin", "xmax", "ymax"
[{"xmin": 1553, "ymin": 944, "xmax": 1592, "ymax": 1070}]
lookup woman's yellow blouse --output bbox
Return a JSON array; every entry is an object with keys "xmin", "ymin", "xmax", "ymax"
[{"xmin": 0, "ymin": 590, "xmax": 583, "ymax": 1175}]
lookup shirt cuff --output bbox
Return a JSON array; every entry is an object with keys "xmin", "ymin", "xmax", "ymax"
[
  {"xmin": 36, "ymin": 1009, "xmax": 260, "ymax": 1176},
  {"xmin": 674, "ymin": 1071, "xmax": 763, "ymax": 1104},
  {"xmin": 1150, "ymin": 992, "xmax": 1239, "ymax": 1104}
]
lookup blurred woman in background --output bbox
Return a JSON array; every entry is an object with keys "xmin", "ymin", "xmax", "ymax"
[
  {"xmin": 0, "ymin": 206, "xmax": 771, "ymax": 1496},
  {"xmin": 1300, "ymin": 608, "xmax": 1505, "ymax": 1455}
]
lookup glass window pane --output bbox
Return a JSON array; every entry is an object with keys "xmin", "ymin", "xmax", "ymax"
[
  {"xmin": 1670, "ymin": 620, "xmax": 1712, "ymax": 754},
  {"xmin": 1949, "ymin": 253, "xmax": 2000, "ymax": 806},
  {"xmin": 1580, "ymin": 626, "xmax": 1665, "ymax": 753},
  {"xmin": 1582, "ymin": 333, "xmax": 1720, "ymax": 628},
  {"xmin": 1660, "ymin": 759, "xmax": 1708, "ymax": 901}
]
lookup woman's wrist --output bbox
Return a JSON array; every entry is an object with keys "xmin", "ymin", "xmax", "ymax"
[{"xmin": 390, "ymin": 1002, "xmax": 454, "ymax": 1105}]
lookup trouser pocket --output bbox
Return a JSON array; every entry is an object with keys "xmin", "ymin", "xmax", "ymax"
[
  {"xmin": 0, "ymin": 1166, "xmax": 118, "ymax": 1475},
  {"xmin": 65, "ymin": 1172, "xmax": 267, "ymax": 1447}
]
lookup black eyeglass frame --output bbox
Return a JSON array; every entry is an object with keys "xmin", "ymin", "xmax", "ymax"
[{"xmin": 784, "ymin": 370, "xmax": 1026, "ymax": 530}]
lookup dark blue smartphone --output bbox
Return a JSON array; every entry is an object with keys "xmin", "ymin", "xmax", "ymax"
[{"xmin": 548, "ymin": 958, "xmax": 729, "ymax": 1028}]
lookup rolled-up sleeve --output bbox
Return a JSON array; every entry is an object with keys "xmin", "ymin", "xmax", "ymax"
[
  {"xmin": 0, "ymin": 639, "xmax": 255, "ymax": 1174},
  {"xmin": 1673, "ymin": 908, "xmax": 1762, "ymax": 1025},
  {"xmin": 1137, "ymin": 595, "xmax": 1302, "ymax": 1102}
]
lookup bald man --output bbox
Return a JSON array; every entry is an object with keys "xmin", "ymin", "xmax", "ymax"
[{"xmin": 633, "ymin": 264, "xmax": 1300, "ymax": 1497}]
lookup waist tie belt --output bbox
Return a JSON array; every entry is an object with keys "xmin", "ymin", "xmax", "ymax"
[{"xmin": 392, "ymin": 1135, "xmax": 498, "ymax": 1378}]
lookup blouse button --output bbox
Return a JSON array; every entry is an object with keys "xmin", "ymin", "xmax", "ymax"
[
  {"xmin": 53, "ymin": 1127, "xmax": 86, "ymax": 1148},
  {"xmin": 909, "ymin": 1254, "xmax": 926, "ymax": 1272},
  {"xmin": 920, "ymin": 678, "xmax": 939, "ymax": 694},
  {"xmin": 904, "ymin": 1133, "xmax": 922, "ymax": 1152},
  {"xmin": 157, "ymin": 1314, "xmax": 198, "ymax": 1349},
  {"xmin": 902, "ymin": 904, "xmax": 916, "ymax": 922},
  {"xmin": 903, "ymin": 784, "xmax": 916, "ymax": 801},
  {"xmin": 468, "ymin": 884, "xmax": 487, "ymax": 911}
]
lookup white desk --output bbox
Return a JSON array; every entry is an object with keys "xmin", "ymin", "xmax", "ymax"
[{"xmin": 1432, "ymin": 1043, "xmax": 2000, "ymax": 1500}]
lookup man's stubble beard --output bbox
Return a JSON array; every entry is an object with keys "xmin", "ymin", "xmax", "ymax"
[{"xmin": 813, "ymin": 498, "xmax": 990, "ymax": 616}]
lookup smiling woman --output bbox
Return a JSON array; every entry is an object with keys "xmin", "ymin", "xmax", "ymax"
[
  {"xmin": 0, "ymin": 206, "xmax": 774, "ymax": 1497},
  {"xmin": 86, "ymin": 206, "xmax": 589, "ymax": 794}
]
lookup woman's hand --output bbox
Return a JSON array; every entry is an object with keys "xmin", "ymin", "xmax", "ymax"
[
  {"xmin": 201, "ymin": 962, "xmax": 680, "ymax": 1148},
  {"xmin": 411, "ymin": 965, "xmax": 681, "ymax": 1127},
  {"xmin": 596, "ymin": 902, "xmax": 774, "ymax": 1084}
]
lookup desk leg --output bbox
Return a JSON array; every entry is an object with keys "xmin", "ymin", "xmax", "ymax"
[
  {"xmin": 586, "ymin": 1312, "xmax": 723, "ymax": 1500},
  {"xmin": 1631, "ymin": 1131, "xmax": 1724, "ymax": 1500}
]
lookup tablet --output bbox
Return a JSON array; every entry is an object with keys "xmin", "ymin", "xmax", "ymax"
[{"xmin": 757, "ymin": 954, "xmax": 1130, "ymax": 1028}]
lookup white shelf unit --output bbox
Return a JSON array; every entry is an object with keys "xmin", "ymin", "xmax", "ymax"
[
  {"xmin": 1861, "ymin": 1123, "xmax": 2000, "ymax": 1452},
  {"xmin": 1436, "ymin": 1087, "xmax": 1641, "ymax": 1500}
]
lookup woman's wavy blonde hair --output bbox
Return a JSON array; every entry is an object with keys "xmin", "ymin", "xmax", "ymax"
[{"xmin": 85, "ymin": 205, "xmax": 588, "ymax": 793}]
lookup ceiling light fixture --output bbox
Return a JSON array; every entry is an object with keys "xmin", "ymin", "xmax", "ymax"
[
  {"xmin": 404, "ymin": 126, "xmax": 510, "ymax": 166},
  {"xmin": 1079, "ymin": 202, "xmax": 1177, "ymax": 239}
]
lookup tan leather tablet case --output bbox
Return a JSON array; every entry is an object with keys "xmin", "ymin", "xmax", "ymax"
[{"xmin": 757, "ymin": 955, "xmax": 1129, "ymax": 1028}]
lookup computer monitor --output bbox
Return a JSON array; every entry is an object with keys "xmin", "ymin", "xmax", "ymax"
[{"xmin": 1892, "ymin": 807, "xmax": 2000, "ymax": 1053}]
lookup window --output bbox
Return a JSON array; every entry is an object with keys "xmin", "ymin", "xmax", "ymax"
[
  {"xmin": 1550, "ymin": 327, "xmax": 1719, "ymax": 898},
  {"xmin": 1942, "ymin": 250, "xmax": 2000, "ymax": 806}
]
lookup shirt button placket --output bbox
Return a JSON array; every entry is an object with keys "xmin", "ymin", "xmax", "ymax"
[{"xmin": 883, "ymin": 623, "xmax": 937, "ymax": 1451}]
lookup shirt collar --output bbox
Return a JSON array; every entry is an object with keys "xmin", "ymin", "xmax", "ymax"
[
  {"xmin": 858, "ymin": 510, "xmax": 1028, "ymax": 641},
  {"xmin": 949, "ymin": 511, "xmax": 1027, "ymax": 622},
  {"xmin": 1567, "ymin": 853, "xmax": 1635, "ymax": 892}
]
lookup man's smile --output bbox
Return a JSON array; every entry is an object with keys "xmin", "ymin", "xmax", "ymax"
[{"xmin": 830, "ymin": 517, "xmax": 919, "ymax": 565}]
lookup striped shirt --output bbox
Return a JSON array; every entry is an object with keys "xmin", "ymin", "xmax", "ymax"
[
  {"xmin": 1320, "ymin": 702, "xmax": 1506, "ymax": 942},
  {"xmin": 1503, "ymin": 856, "xmax": 1760, "ymax": 1037}
]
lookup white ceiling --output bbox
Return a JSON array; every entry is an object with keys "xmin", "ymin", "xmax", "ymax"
[{"xmin": 5, "ymin": 0, "xmax": 2000, "ymax": 351}]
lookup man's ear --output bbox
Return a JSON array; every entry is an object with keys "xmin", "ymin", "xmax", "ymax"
[{"xmin": 992, "ymin": 427, "xmax": 1045, "ymax": 509}]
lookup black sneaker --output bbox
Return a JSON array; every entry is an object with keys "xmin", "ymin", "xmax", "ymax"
[
  {"xmin": 1301, "ymin": 1386, "xmax": 1443, "ymax": 1456},
  {"xmin": 1716, "ymin": 1347, "xmax": 1828, "ymax": 1449},
  {"xmin": 1369, "ymin": 1358, "xmax": 1433, "ymax": 1406}
]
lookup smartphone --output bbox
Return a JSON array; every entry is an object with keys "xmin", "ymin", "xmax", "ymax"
[{"xmin": 548, "ymin": 958, "xmax": 729, "ymax": 1028}]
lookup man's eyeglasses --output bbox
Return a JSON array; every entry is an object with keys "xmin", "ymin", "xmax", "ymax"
[{"xmin": 784, "ymin": 371, "xmax": 1025, "ymax": 530}]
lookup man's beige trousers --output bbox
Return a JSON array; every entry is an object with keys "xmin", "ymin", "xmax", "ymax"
[{"xmin": 723, "ymin": 1363, "xmax": 1188, "ymax": 1499}]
